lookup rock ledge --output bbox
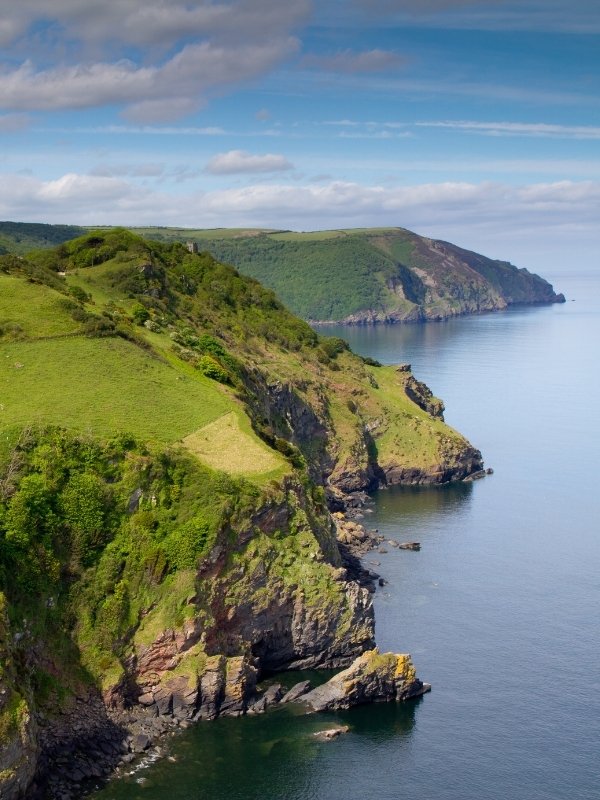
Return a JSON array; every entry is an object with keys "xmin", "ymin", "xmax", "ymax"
[{"xmin": 301, "ymin": 648, "xmax": 430, "ymax": 712}]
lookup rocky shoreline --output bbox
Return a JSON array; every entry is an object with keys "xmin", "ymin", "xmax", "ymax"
[
  {"xmin": 26, "ymin": 491, "xmax": 428, "ymax": 800},
  {"xmin": 310, "ymin": 289, "xmax": 566, "ymax": 327}
]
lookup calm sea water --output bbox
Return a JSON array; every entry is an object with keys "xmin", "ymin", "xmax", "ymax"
[{"xmin": 92, "ymin": 273, "xmax": 600, "ymax": 800}]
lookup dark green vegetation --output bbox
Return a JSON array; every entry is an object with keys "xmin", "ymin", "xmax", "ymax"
[
  {"xmin": 179, "ymin": 228, "xmax": 564, "ymax": 322},
  {"xmin": 0, "ymin": 223, "xmax": 563, "ymax": 323},
  {"xmin": 0, "ymin": 221, "xmax": 83, "ymax": 256},
  {"xmin": 0, "ymin": 229, "xmax": 482, "ymax": 797}
]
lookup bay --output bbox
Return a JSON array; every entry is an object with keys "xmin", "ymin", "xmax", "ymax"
[{"xmin": 91, "ymin": 272, "xmax": 600, "ymax": 800}]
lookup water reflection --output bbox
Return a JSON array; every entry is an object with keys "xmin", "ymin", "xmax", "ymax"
[{"xmin": 374, "ymin": 483, "xmax": 472, "ymax": 525}]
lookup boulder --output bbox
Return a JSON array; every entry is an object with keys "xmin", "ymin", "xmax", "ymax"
[
  {"xmin": 300, "ymin": 649, "xmax": 430, "ymax": 712},
  {"xmin": 280, "ymin": 680, "xmax": 312, "ymax": 704}
]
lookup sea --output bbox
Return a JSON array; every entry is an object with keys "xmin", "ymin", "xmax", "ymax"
[{"xmin": 91, "ymin": 271, "xmax": 600, "ymax": 800}]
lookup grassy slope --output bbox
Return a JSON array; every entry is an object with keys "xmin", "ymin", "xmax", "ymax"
[
  {"xmin": 0, "ymin": 336, "xmax": 230, "ymax": 442},
  {"xmin": 1, "ymin": 230, "xmax": 477, "ymax": 483},
  {"xmin": 0, "ymin": 258, "xmax": 286, "ymax": 484}
]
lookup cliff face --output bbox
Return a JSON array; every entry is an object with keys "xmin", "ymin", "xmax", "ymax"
[{"xmin": 0, "ymin": 437, "xmax": 374, "ymax": 799}]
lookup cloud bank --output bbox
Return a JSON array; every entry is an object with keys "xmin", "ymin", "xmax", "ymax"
[{"xmin": 0, "ymin": 1, "xmax": 309, "ymax": 121}]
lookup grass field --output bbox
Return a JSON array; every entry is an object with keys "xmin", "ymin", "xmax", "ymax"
[
  {"xmin": 184, "ymin": 411, "xmax": 287, "ymax": 481},
  {"xmin": 0, "ymin": 335, "xmax": 231, "ymax": 443},
  {"xmin": 0, "ymin": 275, "xmax": 81, "ymax": 338}
]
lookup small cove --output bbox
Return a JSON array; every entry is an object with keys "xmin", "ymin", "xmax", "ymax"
[{"xmin": 91, "ymin": 272, "xmax": 600, "ymax": 800}]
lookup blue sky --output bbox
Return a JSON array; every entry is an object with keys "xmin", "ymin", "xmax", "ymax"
[{"xmin": 1, "ymin": 0, "xmax": 599, "ymax": 271}]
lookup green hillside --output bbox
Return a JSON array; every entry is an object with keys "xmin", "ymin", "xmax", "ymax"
[
  {"xmin": 0, "ymin": 229, "xmax": 485, "ymax": 797},
  {"xmin": 184, "ymin": 227, "xmax": 564, "ymax": 322},
  {"xmin": 0, "ymin": 221, "xmax": 84, "ymax": 255},
  {"xmin": 0, "ymin": 223, "xmax": 564, "ymax": 323}
]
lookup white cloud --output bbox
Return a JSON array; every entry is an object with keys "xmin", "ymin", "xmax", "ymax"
[
  {"xmin": 205, "ymin": 150, "xmax": 294, "ymax": 174},
  {"xmin": 302, "ymin": 49, "xmax": 408, "ymax": 74},
  {"xmin": 0, "ymin": 2, "xmax": 308, "ymax": 121},
  {"xmin": 1, "ymin": 172, "xmax": 598, "ymax": 271},
  {"xmin": 1, "ymin": 171, "xmax": 597, "ymax": 229},
  {"xmin": 417, "ymin": 121, "xmax": 600, "ymax": 139},
  {"xmin": 0, "ymin": 1, "xmax": 311, "ymax": 48},
  {"xmin": 352, "ymin": 0, "xmax": 600, "ymax": 34},
  {"xmin": 0, "ymin": 40, "xmax": 299, "ymax": 121}
]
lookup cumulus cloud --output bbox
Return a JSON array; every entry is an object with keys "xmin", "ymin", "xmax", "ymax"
[
  {"xmin": 302, "ymin": 49, "xmax": 408, "ymax": 74},
  {"xmin": 205, "ymin": 150, "xmax": 294, "ymax": 175},
  {"xmin": 0, "ymin": 1, "xmax": 308, "ymax": 120},
  {"xmin": 0, "ymin": 1, "xmax": 311, "ymax": 48}
]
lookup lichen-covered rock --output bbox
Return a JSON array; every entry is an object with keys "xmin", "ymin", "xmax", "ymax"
[{"xmin": 300, "ymin": 648, "xmax": 430, "ymax": 712}]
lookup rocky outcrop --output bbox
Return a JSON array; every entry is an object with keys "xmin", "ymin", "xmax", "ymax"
[
  {"xmin": 403, "ymin": 374, "xmax": 445, "ymax": 419},
  {"xmin": 300, "ymin": 649, "xmax": 430, "ymax": 712}
]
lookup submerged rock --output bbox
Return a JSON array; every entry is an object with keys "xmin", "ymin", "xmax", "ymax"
[
  {"xmin": 313, "ymin": 725, "xmax": 350, "ymax": 741},
  {"xmin": 300, "ymin": 648, "xmax": 430, "ymax": 712}
]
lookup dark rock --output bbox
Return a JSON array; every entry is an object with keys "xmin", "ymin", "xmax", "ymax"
[
  {"xmin": 128, "ymin": 488, "xmax": 143, "ymax": 513},
  {"xmin": 131, "ymin": 733, "xmax": 151, "ymax": 753},
  {"xmin": 262, "ymin": 683, "xmax": 283, "ymax": 705},
  {"xmin": 463, "ymin": 469, "xmax": 487, "ymax": 482},
  {"xmin": 399, "ymin": 542, "xmax": 420, "ymax": 551},
  {"xmin": 280, "ymin": 680, "xmax": 312, "ymax": 704}
]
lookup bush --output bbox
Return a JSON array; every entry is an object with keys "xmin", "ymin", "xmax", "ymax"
[
  {"xmin": 197, "ymin": 355, "xmax": 230, "ymax": 384},
  {"xmin": 69, "ymin": 285, "xmax": 91, "ymax": 304},
  {"xmin": 131, "ymin": 303, "xmax": 149, "ymax": 325}
]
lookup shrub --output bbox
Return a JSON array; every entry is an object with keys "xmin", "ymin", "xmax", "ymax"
[
  {"xmin": 197, "ymin": 355, "xmax": 230, "ymax": 384},
  {"xmin": 131, "ymin": 303, "xmax": 149, "ymax": 325}
]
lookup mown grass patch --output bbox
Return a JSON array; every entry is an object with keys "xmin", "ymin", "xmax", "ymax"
[
  {"xmin": 183, "ymin": 411, "xmax": 288, "ymax": 481},
  {"xmin": 0, "ymin": 275, "xmax": 81, "ymax": 339},
  {"xmin": 0, "ymin": 335, "xmax": 231, "ymax": 443}
]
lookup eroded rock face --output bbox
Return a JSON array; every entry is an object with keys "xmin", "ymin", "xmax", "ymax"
[
  {"xmin": 403, "ymin": 374, "xmax": 445, "ymax": 420},
  {"xmin": 301, "ymin": 648, "xmax": 430, "ymax": 712},
  {"xmin": 0, "ymin": 700, "xmax": 37, "ymax": 800},
  {"xmin": 0, "ymin": 597, "xmax": 38, "ymax": 800}
]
